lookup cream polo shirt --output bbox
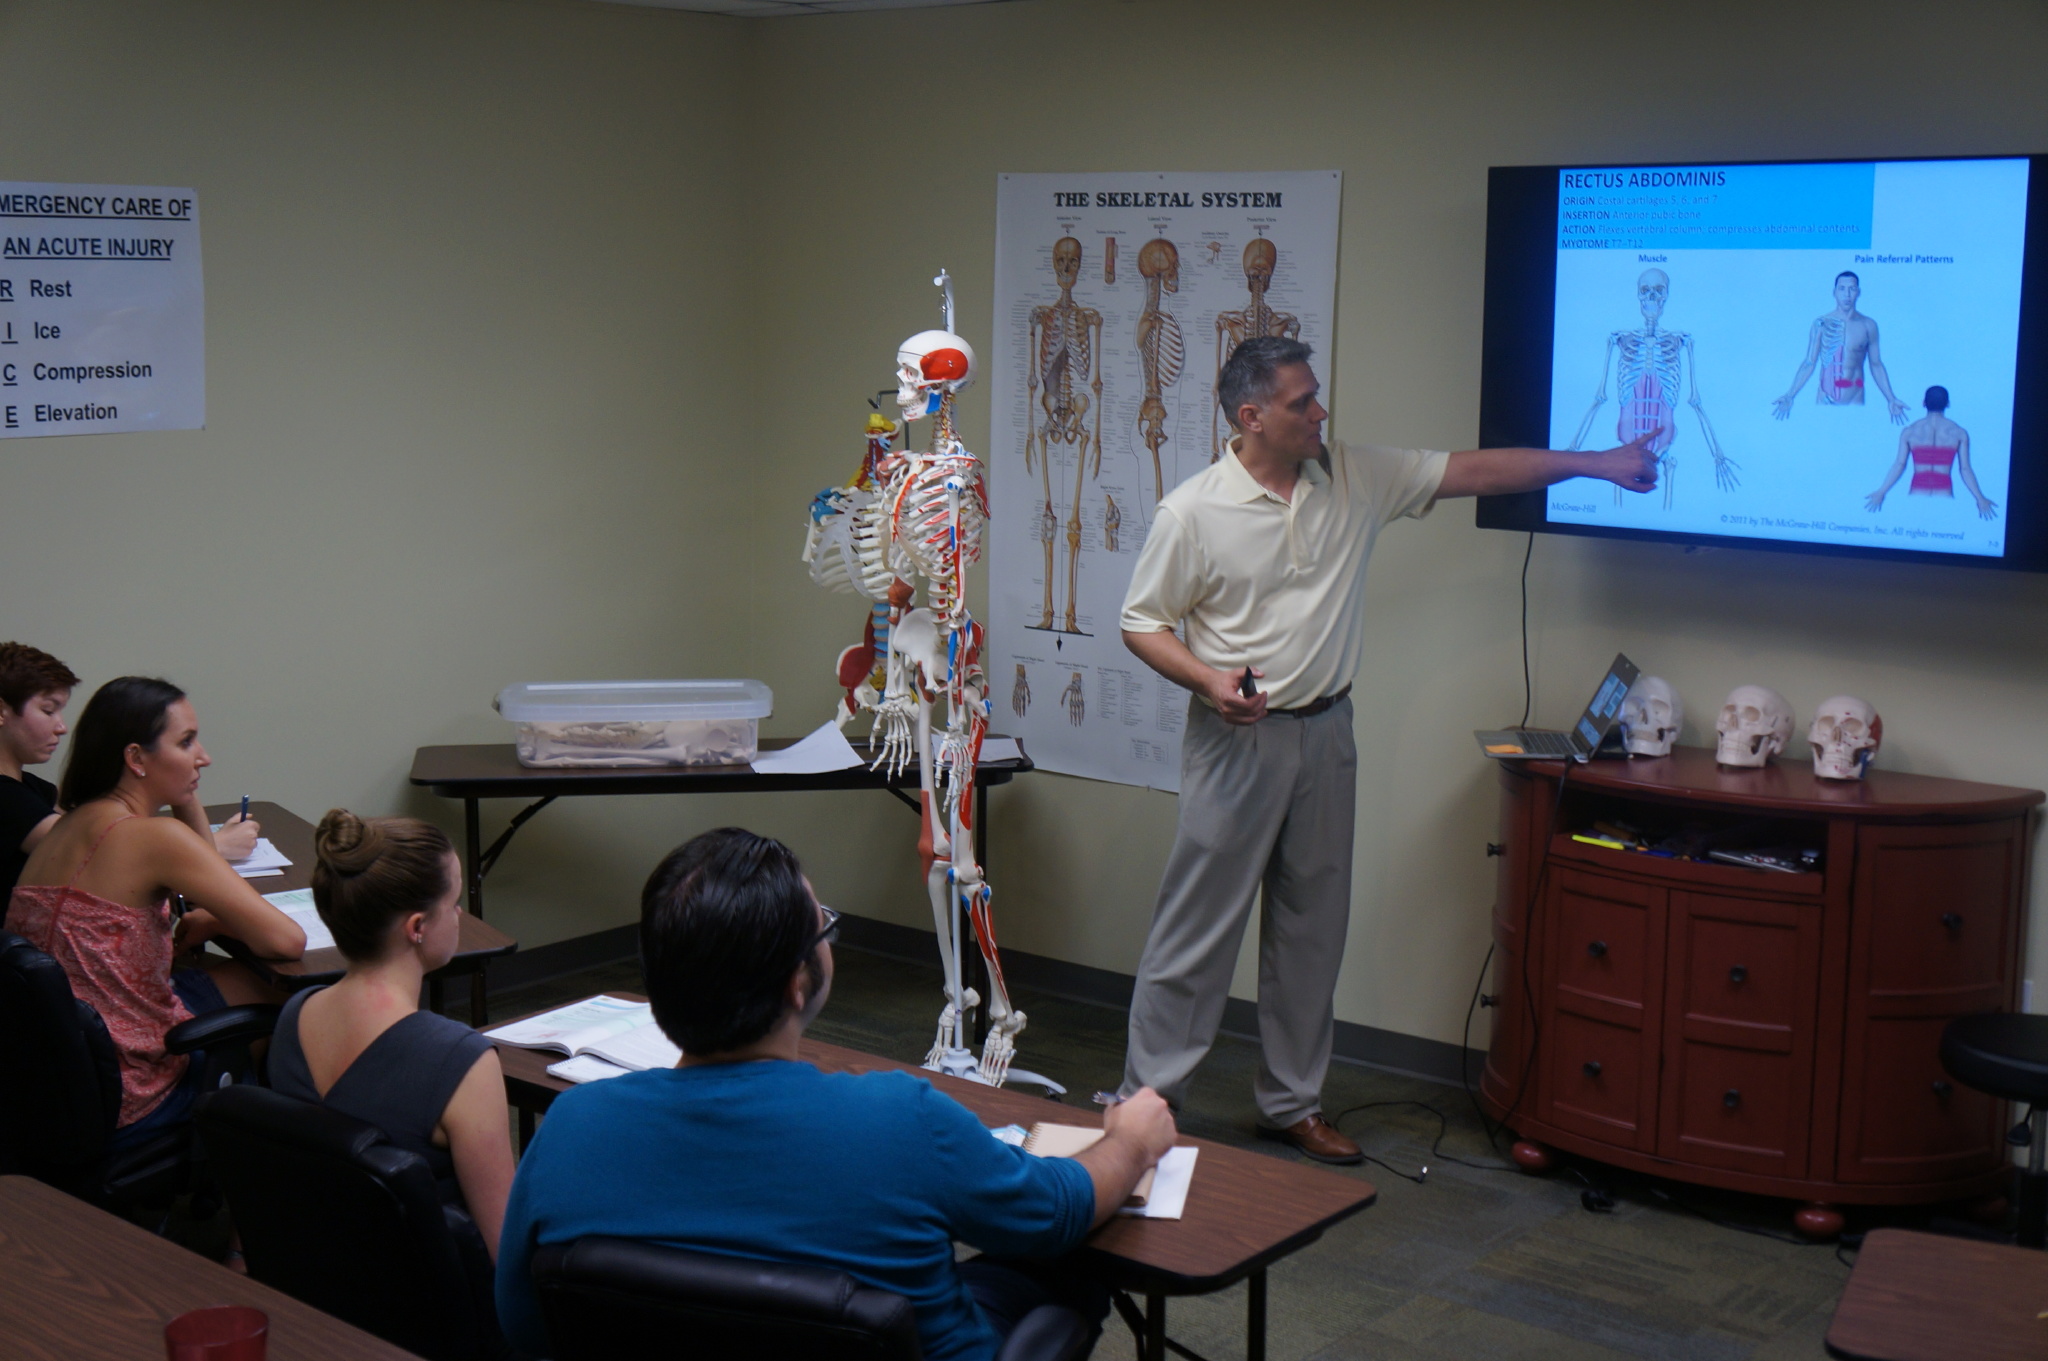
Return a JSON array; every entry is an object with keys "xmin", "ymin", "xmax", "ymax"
[{"xmin": 1120, "ymin": 438, "xmax": 1449, "ymax": 712}]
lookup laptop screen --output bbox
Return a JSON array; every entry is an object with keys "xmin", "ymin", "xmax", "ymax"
[{"xmin": 1573, "ymin": 656, "xmax": 1639, "ymax": 750}]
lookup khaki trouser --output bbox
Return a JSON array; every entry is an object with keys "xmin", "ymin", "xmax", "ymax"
[{"xmin": 1121, "ymin": 695, "xmax": 1356, "ymax": 1127}]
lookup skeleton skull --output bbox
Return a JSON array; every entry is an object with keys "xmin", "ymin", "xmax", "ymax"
[
  {"xmin": 1808, "ymin": 695, "xmax": 1882, "ymax": 780},
  {"xmin": 1243, "ymin": 237, "xmax": 1276, "ymax": 290},
  {"xmin": 1052, "ymin": 236, "xmax": 1082, "ymax": 290},
  {"xmin": 1618, "ymin": 676, "xmax": 1683, "ymax": 757},
  {"xmin": 1714, "ymin": 685, "xmax": 1794, "ymax": 768},
  {"xmin": 1637, "ymin": 267, "xmax": 1668, "ymax": 324},
  {"xmin": 1138, "ymin": 238, "xmax": 1179, "ymax": 294},
  {"xmin": 895, "ymin": 329, "xmax": 977, "ymax": 423}
]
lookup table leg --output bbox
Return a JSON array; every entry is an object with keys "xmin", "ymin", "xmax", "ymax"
[
  {"xmin": 1247, "ymin": 1269, "xmax": 1267, "ymax": 1361},
  {"xmin": 517, "ymin": 1105, "xmax": 535, "ymax": 1154},
  {"xmin": 427, "ymin": 974, "xmax": 445, "ymax": 1017},
  {"xmin": 1145, "ymin": 1294, "xmax": 1166, "ymax": 1361},
  {"xmin": 470, "ymin": 968, "xmax": 488, "ymax": 1027},
  {"xmin": 464, "ymin": 798, "xmax": 484, "ymax": 920}
]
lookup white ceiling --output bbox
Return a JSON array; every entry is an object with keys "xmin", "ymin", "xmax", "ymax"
[{"xmin": 599, "ymin": 0, "xmax": 1019, "ymax": 16}]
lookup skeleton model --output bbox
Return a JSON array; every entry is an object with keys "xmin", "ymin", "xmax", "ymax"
[
  {"xmin": 804, "ymin": 272, "xmax": 1054, "ymax": 1094},
  {"xmin": 1025, "ymin": 237, "xmax": 1104, "ymax": 635},
  {"xmin": 804, "ymin": 412, "xmax": 909, "ymax": 729},
  {"xmin": 1134, "ymin": 239, "xmax": 1185, "ymax": 510},
  {"xmin": 1102, "ymin": 494, "xmax": 1122, "ymax": 552},
  {"xmin": 1060, "ymin": 671, "xmax": 1085, "ymax": 727},
  {"xmin": 1212, "ymin": 238, "xmax": 1299, "ymax": 461},
  {"xmin": 1569, "ymin": 268, "xmax": 1738, "ymax": 508},
  {"xmin": 1010, "ymin": 664, "xmax": 1030, "ymax": 719}
]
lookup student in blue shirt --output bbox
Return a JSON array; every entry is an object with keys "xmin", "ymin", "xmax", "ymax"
[{"xmin": 496, "ymin": 827, "xmax": 1177, "ymax": 1361}]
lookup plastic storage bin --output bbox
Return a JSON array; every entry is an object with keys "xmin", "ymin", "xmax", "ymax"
[{"xmin": 496, "ymin": 680, "xmax": 774, "ymax": 769}]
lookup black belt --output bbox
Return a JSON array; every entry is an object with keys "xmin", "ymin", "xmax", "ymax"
[{"xmin": 1266, "ymin": 685, "xmax": 1351, "ymax": 719}]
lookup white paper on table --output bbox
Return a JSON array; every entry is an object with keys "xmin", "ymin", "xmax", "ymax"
[
  {"xmin": 231, "ymin": 837, "xmax": 293, "ymax": 877},
  {"xmin": 1118, "ymin": 1146, "xmax": 1198, "ymax": 1220},
  {"xmin": 583, "ymin": 1022, "xmax": 682, "ymax": 1072},
  {"xmin": 485, "ymin": 995, "xmax": 654, "ymax": 1051},
  {"xmin": 751, "ymin": 721, "xmax": 866, "ymax": 775},
  {"xmin": 547, "ymin": 1054, "xmax": 633, "ymax": 1084},
  {"xmin": 261, "ymin": 887, "xmax": 336, "ymax": 952}
]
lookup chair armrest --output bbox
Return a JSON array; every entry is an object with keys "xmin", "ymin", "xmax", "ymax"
[
  {"xmin": 995, "ymin": 1304, "xmax": 1090, "ymax": 1361},
  {"xmin": 166, "ymin": 1004, "xmax": 281, "ymax": 1055}
]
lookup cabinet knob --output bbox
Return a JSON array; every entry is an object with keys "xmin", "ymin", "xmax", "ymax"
[
  {"xmin": 1723, "ymin": 1088, "xmax": 1741, "ymax": 1109},
  {"xmin": 1587, "ymin": 940, "xmax": 1608, "ymax": 959},
  {"xmin": 1940, "ymin": 912, "xmax": 1963, "ymax": 934},
  {"xmin": 1582, "ymin": 1060, "xmax": 1602, "ymax": 1078},
  {"xmin": 1729, "ymin": 965, "xmax": 1747, "ymax": 985},
  {"xmin": 1932, "ymin": 1079, "xmax": 1953, "ymax": 1099},
  {"xmin": 1486, "ymin": 842, "xmax": 1506, "ymax": 857}
]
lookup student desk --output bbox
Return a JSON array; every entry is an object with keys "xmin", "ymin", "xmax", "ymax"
[
  {"xmin": 491, "ymin": 997, "xmax": 1375, "ymax": 1361},
  {"xmin": 410, "ymin": 739, "xmax": 1033, "ymax": 1035},
  {"xmin": 209, "ymin": 801, "xmax": 515, "ymax": 1025},
  {"xmin": 0, "ymin": 1174, "xmax": 418, "ymax": 1361},
  {"xmin": 1825, "ymin": 1228, "xmax": 2048, "ymax": 1361}
]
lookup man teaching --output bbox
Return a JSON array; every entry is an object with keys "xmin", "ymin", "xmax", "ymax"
[{"xmin": 1115, "ymin": 336, "xmax": 1660, "ymax": 1163}]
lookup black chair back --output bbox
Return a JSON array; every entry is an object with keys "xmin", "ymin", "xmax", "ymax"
[
  {"xmin": 532, "ymin": 1235, "xmax": 924, "ymax": 1361},
  {"xmin": 196, "ymin": 1084, "xmax": 503, "ymax": 1361},
  {"xmin": 0, "ymin": 931, "xmax": 123, "ymax": 1185}
]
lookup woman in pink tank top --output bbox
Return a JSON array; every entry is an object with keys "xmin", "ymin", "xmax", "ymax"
[
  {"xmin": 1865, "ymin": 385, "xmax": 1999, "ymax": 520},
  {"xmin": 8, "ymin": 677, "xmax": 305, "ymax": 1135}
]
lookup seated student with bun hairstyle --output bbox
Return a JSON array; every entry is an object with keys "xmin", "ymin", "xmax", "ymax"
[
  {"xmin": 9, "ymin": 676, "xmax": 306, "ymax": 1148},
  {"xmin": 267, "ymin": 809, "xmax": 515, "ymax": 1258},
  {"xmin": 0, "ymin": 642, "xmax": 82, "ymax": 900}
]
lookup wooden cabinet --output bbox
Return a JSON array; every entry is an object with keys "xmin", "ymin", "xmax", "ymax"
[{"xmin": 1480, "ymin": 748, "xmax": 2038, "ymax": 1212}]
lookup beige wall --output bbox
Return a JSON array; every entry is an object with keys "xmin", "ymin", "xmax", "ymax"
[
  {"xmin": 5, "ymin": 0, "xmax": 2046, "ymax": 1054},
  {"xmin": 740, "ymin": 0, "xmax": 2048, "ymax": 1048}
]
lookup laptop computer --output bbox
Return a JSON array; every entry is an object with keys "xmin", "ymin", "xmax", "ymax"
[{"xmin": 1474, "ymin": 653, "xmax": 1640, "ymax": 763}]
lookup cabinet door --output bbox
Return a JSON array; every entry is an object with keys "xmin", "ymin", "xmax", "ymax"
[
  {"xmin": 1481, "ymin": 766, "xmax": 1545, "ymax": 1114},
  {"xmin": 1836, "ymin": 820, "xmax": 2024, "ymax": 1184},
  {"xmin": 1540, "ymin": 869, "xmax": 1665, "ymax": 1150},
  {"xmin": 1658, "ymin": 891, "xmax": 1821, "ymax": 1178}
]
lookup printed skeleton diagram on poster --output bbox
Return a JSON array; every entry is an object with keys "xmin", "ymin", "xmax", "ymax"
[{"xmin": 801, "ymin": 272, "xmax": 1061, "ymax": 1094}]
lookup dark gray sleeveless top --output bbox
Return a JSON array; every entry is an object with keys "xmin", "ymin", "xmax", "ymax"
[{"xmin": 270, "ymin": 986, "xmax": 493, "ymax": 1204}]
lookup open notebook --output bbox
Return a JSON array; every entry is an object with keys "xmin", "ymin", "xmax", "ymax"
[
  {"xmin": 1021, "ymin": 1123, "xmax": 1198, "ymax": 1220},
  {"xmin": 484, "ymin": 995, "xmax": 681, "ymax": 1076}
]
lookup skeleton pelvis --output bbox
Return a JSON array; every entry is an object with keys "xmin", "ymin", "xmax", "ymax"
[{"xmin": 1618, "ymin": 373, "xmax": 1675, "ymax": 454}]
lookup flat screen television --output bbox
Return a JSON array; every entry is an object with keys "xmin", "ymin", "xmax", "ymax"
[{"xmin": 1476, "ymin": 154, "xmax": 2048, "ymax": 570}]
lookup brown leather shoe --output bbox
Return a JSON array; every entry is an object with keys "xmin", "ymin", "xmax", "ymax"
[{"xmin": 1256, "ymin": 1113, "xmax": 1364, "ymax": 1165}]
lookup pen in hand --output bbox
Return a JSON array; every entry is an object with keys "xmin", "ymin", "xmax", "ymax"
[{"xmin": 239, "ymin": 794, "xmax": 249, "ymax": 825}]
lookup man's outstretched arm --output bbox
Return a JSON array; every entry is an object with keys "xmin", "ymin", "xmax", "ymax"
[{"xmin": 1435, "ymin": 431, "xmax": 1661, "ymax": 500}]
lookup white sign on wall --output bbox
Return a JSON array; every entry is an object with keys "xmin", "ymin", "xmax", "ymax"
[
  {"xmin": 989, "ymin": 171, "xmax": 1340, "ymax": 790},
  {"xmin": 0, "ymin": 182, "xmax": 204, "ymax": 438}
]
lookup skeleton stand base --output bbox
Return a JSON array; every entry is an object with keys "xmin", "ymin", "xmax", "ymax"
[{"xmin": 923, "ymin": 1049, "xmax": 1067, "ymax": 1097}]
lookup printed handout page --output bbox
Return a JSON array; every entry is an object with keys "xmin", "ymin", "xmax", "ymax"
[
  {"xmin": 260, "ymin": 888, "xmax": 335, "ymax": 953},
  {"xmin": 750, "ymin": 721, "xmax": 865, "ymax": 775},
  {"xmin": 488, "ymin": 995, "xmax": 657, "ymax": 1054},
  {"xmin": 1547, "ymin": 158, "xmax": 2028, "ymax": 559},
  {"xmin": 547, "ymin": 1054, "xmax": 633, "ymax": 1084},
  {"xmin": 230, "ymin": 837, "xmax": 292, "ymax": 878}
]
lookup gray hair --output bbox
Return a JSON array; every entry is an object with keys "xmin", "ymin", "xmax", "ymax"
[{"xmin": 1216, "ymin": 336, "xmax": 1313, "ymax": 429}]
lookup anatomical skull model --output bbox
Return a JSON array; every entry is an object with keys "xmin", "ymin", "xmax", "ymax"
[
  {"xmin": 1714, "ymin": 685, "xmax": 1794, "ymax": 768},
  {"xmin": 801, "ymin": 271, "xmax": 1055, "ymax": 1095},
  {"xmin": 1618, "ymin": 676, "xmax": 1683, "ymax": 757},
  {"xmin": 1808, "ymin": 695, "xmax": 1882, "ymax": 780}
]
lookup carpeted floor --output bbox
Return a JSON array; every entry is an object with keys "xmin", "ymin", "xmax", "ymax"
[{"xmin": 487, "ymin": 942, "xmax": 1887, "ymax": 1361}]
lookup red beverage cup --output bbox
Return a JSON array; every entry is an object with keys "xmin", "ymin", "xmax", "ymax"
[{"xmin": 164, "ymin": 1305, "xmax": 268, "ymax": 1361}]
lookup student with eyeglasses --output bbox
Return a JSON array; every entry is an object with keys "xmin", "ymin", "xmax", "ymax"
[{"xmin": 495, "ymin": 826, "xmax": 1177, "ymax": 1361}]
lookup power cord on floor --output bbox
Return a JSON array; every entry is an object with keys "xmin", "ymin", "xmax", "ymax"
[{"xmin": 1328, "ymin": 1099, "xmax": 1520, "ymax": 1184}]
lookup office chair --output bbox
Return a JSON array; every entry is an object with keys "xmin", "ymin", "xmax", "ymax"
[
  {"xmin": 194, "ymin": 1083, "xmax": 505, "ymax": 1361},
  {"xmin": 0, "ymin": 930, "xmax": 276, "ymax": 1216},
  {"xmin": 531, "ymin": 1235, "xmax": 1093, "ymax": 1361},
  {"xmin": 1941, "ymin": 1012, "xmax": 2048, "ymax": 1248}
]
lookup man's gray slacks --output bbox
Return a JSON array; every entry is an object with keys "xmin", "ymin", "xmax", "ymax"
[{"xmin": 1121, "ymin": 695, "xmax": 1356, "ymax": 1126}]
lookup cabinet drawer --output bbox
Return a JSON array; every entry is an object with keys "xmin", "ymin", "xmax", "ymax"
[
  {"xmin": 1552, "ymin": 870, "xmax": 1656, "ymax": 1025},
  {"xmin": 1662, "ymin": 1042, "xmax": 1805, "ymax": 1178},
  {"xmin": 1858, "ymin": 825, "xmax": 2017, "ymax": 1002},
  {"xmin": 1836, "ymin": 1014, "xmax": 2005, "ymax": 1184},
  {"xmin": 1545, "ymin": 1010, "xmax": 1653, "ymax": 1149},
  {"xmin": 1670, "ymin": 896, "xmax": 1805, "ymax": 1052}
]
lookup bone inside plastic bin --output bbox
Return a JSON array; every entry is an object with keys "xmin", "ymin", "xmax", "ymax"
[{"xmin": 496, "ymin": 680, "xmax": 774, "ymax": 768}]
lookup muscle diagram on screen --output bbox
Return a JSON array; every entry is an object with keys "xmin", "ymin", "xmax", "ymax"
[
  {"xmin": 1569, "ymin": 268, "xmax": 1738, "ymax": 507},
  {"xmin": 1865, "ymin": 385, "xmax": 1997, "ymax": 519},
  {"xmin": 1213, "ymin": 237, "xmax": 1300, "ymax": 461},
  {"xmin": 1134, "ymin": 238, "xmax": 1184, "ymax": 519},
  {"xmin": 1771, "ymin": 271, "xmax": 1909, "ymax": 423},
  {"xmin": 1025, "ymin": 237, "xmax": 1103, "ymax": 634}
]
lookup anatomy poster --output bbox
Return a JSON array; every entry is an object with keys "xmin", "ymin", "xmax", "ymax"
[{"xmin": 989, "ymin": 172, "xmax": 1340, "ymax": 790}]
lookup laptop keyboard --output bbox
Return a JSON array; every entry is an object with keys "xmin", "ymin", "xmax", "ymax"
[{"xmin": 1510, "ymin": 729, "xmax": 1577, "ymax": 757}]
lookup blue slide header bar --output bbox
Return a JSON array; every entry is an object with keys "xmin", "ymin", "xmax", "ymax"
[{"xmin": 1558, "ymin": 162, "xmax": 1875, "ymax": 251}]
